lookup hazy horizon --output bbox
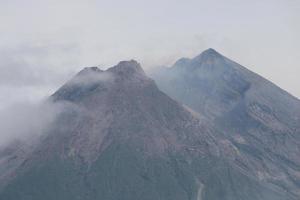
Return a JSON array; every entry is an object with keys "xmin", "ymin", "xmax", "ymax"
[
  {"xmin": 1, "ymin": 2, "xmax": 300, "ymax": 199},
  {"xmin": 0, "ymin": 0, "xmax": 299, "ymax": 111}
]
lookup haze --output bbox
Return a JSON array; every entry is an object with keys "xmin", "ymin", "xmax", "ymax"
[{"xmin": 0, "ymin": 0, "xmax": 299, "ymax": 111}]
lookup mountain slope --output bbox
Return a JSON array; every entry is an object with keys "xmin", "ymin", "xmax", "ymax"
[
  {"xmin": 150, "ymin": 48, "xmax": 300, "ymax": 198},
  {"xmin": 0, "ymin": 60, "xmax": 292, "ymax": 200}
]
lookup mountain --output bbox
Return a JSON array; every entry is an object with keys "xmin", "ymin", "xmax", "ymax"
[
  {"xmin": 0, "ymin": 59, "xmax": 293, "ymax": 200},
  {"xmin": 150, "ymin": 48, "xmax": 300, "ymax": 198}
]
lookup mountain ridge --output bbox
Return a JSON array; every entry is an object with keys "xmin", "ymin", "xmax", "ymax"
[
  {"xmin": 172, "ymin": 48, "xmax": 299, "ymax": 101},
  {"xmin": 0, "ymin": 55, "xmax": 298, "ymax": 200},
  {"xmin": 150, "ymin": 48, "xmax": 300, "ymax": 198}
]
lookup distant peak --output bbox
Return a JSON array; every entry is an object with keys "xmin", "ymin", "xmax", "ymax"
[
  {"xmin": 172, "ymin": 48, "xmax": 224, "ymax": 69},
  {"xmin": 203, "ymin": 48, "xmax": 219, "ymax": 54},
  {"xmin": 194, "ymin": 48, "xmax": 223, "ymax": 61}
]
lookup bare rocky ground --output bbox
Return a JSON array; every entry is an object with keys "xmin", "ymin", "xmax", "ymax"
[{"xmin": 0, "ymin": 52, "xmax": 298, "ymax": 200}]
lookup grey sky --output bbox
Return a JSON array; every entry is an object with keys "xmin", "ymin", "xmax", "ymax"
[{"xmin": 0, "ymin": 0, "xmax": 299, "ymax": 109}]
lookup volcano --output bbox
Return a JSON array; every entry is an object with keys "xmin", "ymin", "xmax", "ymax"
[
  {"xmin": 0, "ymin": 59, "xmax": 296, "ymax": 200},
  {"xmin": 150, "ymin": 48, "xmax": 300, "ymax": 198}
]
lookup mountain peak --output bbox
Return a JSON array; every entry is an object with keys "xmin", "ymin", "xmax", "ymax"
[
  {"xmin": 77, "ymin": 66, "xmax": 103, "ymax": 76},
  {"xmin": 108, "ymin": 59, "xmax": 145, "ymax": 75},
  {"xmin": 52, "ymin": 60, "xmax": 151, "ymax": 102},
  {"xmin": 194, "ymin": 48, "xmax": 223, "ymax": 61},
  {"xmin": 202, "ymin": 48, "xmax": 219, "ymax": 54},
  {"xmin": 83, "ymin": 66, "xmax": 102, "ymax": 72},
  {"xmin": 172, "ymin": 48, "xmax": 224, "ymax": 69},
  {"xmin": 107, "ymin": 59, "xmax": 149, "ymax": 83}
]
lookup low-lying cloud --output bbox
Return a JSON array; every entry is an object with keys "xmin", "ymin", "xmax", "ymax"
[
  {"xmin": 0, "ymin": 99, "xmax": 73, "ymax": 148},
  {"xmin": 71, "ymin": 70, "xmax": 114, "ymax": 87}
]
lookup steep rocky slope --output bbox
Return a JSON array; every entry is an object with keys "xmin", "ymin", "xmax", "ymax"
[
  {"xmin": 0, "ymin": 60, "xmax": 293, "ymax": 200},
  {"xmin": 150, "ymin": 49, "xmax": 300, "ymax": 198}
]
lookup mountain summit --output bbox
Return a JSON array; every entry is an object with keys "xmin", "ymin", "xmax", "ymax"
[
  {"xmin": 194, "ymin": 48, "xmax": 223, "ymax": 60},
  {"xmin": 0, "ymin": 59, "xmax": 293, "ymax": 200},
  {"xmin": 151, "ymin": 49, "xmax": 300, "ymax": 198},
  {"xmin": 108, "ymin": 60, "xmax": 146, "ymax": 76}
]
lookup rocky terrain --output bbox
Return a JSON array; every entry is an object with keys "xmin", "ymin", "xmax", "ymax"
[
  {"xmin": 150, "ymin": 48, "xmax": 300, "ymax": 198},
  {"xmin": 0, "ymin": 55, "xmax": 298, "ymax": 200}
]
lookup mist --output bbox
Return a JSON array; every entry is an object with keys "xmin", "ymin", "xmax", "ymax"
[
  {"xmin": 0, "ymin": 99, "xmax": 73, "ymax": 148},
  {"xmin": 0, "ymin": 0, "xmax": 299, "ymax": 103},
  {"xmin": 0, "ymin": 0, "xmax": 299, "ymax": 148},
  {"xmin": 72, "ymin": 69, "xmax": 114, "ymax": 87}
]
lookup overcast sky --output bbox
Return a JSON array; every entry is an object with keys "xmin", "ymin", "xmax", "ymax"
[{"xmin": 0, "ymin": 0, "xmax": 299, "ymax": 110}]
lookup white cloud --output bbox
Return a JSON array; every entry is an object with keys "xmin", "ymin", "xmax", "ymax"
[
  {"xmin": 0, "ymin": 99, "xmax": 75, "ymax": 147},
  {"xmin": 70, "ymin": 70, "xmax": 114, "ymax": 86},
  {"xmin": 0, "ymin": 0, "xmax": 299, "ymax": 113}
]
